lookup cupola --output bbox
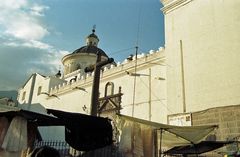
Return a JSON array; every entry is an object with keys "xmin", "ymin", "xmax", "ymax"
[{"xmin": 86, "ymin": 27, "xmax": 99, "ymax": 47}]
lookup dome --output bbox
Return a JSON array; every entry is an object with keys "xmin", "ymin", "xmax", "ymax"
[
  {"xmin": 61, "ymin": 28, "xmax": 110, "ymax": 76},
  {"xmin": 72, "ymin": 45, "xmax": 108, "ymax": 58}
]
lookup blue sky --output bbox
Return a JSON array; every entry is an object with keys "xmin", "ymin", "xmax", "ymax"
[{"xmin": 0, "ymin": 0, "xmax": 164, "ymax": 91}]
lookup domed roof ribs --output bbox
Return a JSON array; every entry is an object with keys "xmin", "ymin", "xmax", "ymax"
[{"xmin": 72, "ymin": 46, "xmax": 108, "ymax": 58}]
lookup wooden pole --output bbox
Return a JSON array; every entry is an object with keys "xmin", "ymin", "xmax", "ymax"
[
  {"xmin": 159, "ymin": 129, "xmax": 163, "ymax": 157},
  {"xmin": 154, "ymin": 129, "xmax": 158, "ymax": 157},
  {"xmin": 180, "ymin": 40, "xmax": 187, "ymax": 113},
  {"xmin": 149, "ymin": 68, "xmax": 152, "ymax": 121}
]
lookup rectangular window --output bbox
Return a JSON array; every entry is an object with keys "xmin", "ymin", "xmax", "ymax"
[{"xmin": 37, "ymin": 86, "xmax": 42, "ymax": 96}]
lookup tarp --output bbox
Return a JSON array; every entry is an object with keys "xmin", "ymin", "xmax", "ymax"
[
  {"xmin": 0, "ymin": 105, "xmax": 113, "ymax": 151},
  {"xmin": 117, "ymin": 114, "xmax": 218, "ymax": 147},
  {"xmin": 2, "ymin": 116, "xmax": 28, "ymax": 151},
  {"xmin": 0, "ymin": 105, "xmax": 63, "ymax": 126},
  {"xmin": 164, "ymin": 141, "xmax": 235, "ymax": 155},
  {"xmin": 47, "ymin": 109, "xmax": 113, "ymax": 151}
]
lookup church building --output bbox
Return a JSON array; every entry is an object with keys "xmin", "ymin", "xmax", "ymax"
[
  {"xmin": 16, "ymin": 0, "xmax": 240, "ymax": 155},
  {"xmin": 17, "ymin": 27, "xmax": 166, "ymax": 122}
]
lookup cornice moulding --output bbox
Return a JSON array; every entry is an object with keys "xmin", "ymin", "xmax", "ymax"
[
  {"xmin": 49, "ymin": 52, "xmax": 165, "ymax": 96},
  {"xmin": 161, "ymin": 0, "xmax": 192, "ymax": 14}
]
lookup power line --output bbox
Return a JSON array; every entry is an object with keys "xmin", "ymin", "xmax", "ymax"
[
  {"xmin": 132, "ymin": 1, "xmax": 142, "ymax": 117},
  {"xmin": 108, "ymin": 47, "xmax": 135, "ymax": 56},
  {"xmin": 138, "ymin": 76, "xmax": 174, "ymax": 114}
]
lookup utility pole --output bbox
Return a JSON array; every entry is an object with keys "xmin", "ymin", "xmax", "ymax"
[{"xmin": 85, "ymin": 53, "xmax": 114, "ymax": 116}]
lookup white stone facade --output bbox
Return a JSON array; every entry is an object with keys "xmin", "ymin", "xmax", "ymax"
[
  {"xmin": 17, "ymin": 0, "xmax": 240, "ymax": 126},
  {"xmin": 161, "ymin": 0, "xmax": 240, "ymax": 115},
  {"xmin": 18, "ymin": 48, "xmax": 167, "ymax": 123}
]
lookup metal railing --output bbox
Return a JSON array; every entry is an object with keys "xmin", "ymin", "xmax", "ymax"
[
  {"xmin": 34, "ymin": 141, "xmax": 124, "ymax": 157},
  {"xmin": 34, "ymin": 140, "xmax": 70, "ymax": 157}
]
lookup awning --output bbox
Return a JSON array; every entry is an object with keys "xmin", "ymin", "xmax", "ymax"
[
  {"xmin": 117, "ymin": 114, "xmax": 218, "ymax": 147},
  {"xmin": 164, "ymin": 141, "xmax": 235, "ymax": 155}
]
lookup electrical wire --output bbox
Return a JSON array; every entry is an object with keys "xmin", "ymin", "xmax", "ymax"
[
  {"xmin": 138, "ymin": 76, "xmax": 174, "ymax": 114},
  {"xmin": 108, "ymin": 47, "xmax": 136, "ymax": 56},
  {"xmin": 131, "ymin": 1, "xmax": 143, "ymax": 117}
]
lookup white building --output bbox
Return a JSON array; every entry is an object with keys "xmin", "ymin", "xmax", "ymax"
[
  {"xmin": 17, "ymin": 0, "xmax": 240, "ymax": 149},
  {"xmin": 161, "ymin": 0, "xmax": 240, "ymax": 148},
  {"xmin": 162, "ymin": 0, "xmax": 240, "ymax": 115},
  {"xmin": 17, "ymin": 28, "xmax": 167, "ymax": 123}
]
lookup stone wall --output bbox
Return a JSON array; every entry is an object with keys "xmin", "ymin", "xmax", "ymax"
[{"xmin": 192, "ymin": 105, "xmax": 240, "ymax": 141}]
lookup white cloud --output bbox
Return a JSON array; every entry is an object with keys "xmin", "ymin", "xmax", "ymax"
[
  {"xmin": 0, "ymin": 44, "xmax": 70, "ymax": 90},
  {"xmin": 30, "ymin": 4, "xmax": 49, "ymax": 16},
  {"xmin": 5, "ymin": 21, "xmax": 49, "ymax": 40},
  {"xmin": 3, "ymin": 42, "xmax": 19, "ymax": 47},
  {"xmin": 23, "ymin": 40, "xmax": 53, "ymax": 49},
  {"xmin": 3, "ymin": 40, "xmax": 52, "ymax": 50},
  {"xmin": 0, "ymin": 0, "xmax": 28, "ymax": 10},
  {"xmin": 0, "ymin": 0, "xmax": 49, "ymax": 40},
  {"xmin": 3, "ymin": 39, "xmax": 70, "ymax": 71},
  {"xmin": 0, "ymin": 0, "xmax": 71, "ymax": 90},
  {"xmin": 58, "ymin": 50, "xmax": 69, "ymax": 56}
]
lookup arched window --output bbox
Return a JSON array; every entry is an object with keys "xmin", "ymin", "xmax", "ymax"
[
  {"xmin": 37, "ymin": 86, "xmax": 42, "ymax": 96},
  {"xmin": 65, "ymin": 65, "xmax": 70, "ymax": 74},
  {"xmin": 76, "ymin": 63, "xmax": 81, "ymax": 70},
  {"xmin": 105, "ymin": 82, "xmax": 114, "ymax": 96}
]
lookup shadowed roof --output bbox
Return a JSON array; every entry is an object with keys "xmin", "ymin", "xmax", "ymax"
[{"xmin": 72, "ymin": 45, "xmax": 108, "ymax": 58}]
